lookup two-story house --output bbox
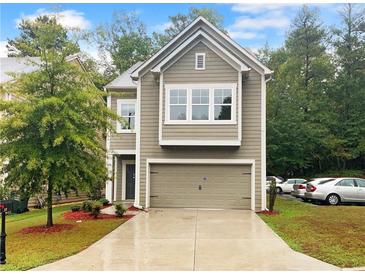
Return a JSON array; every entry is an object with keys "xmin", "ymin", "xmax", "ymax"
[{"xmin": 105, "ymin": 16, "xmax": 272, "ymax": 211}]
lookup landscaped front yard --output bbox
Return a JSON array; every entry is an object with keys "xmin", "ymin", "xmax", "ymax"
[
  {"xmin": 0, "ymin": 203, "xmax": 127, "ymax": 271},
  {"xmin": 259, "ymin": 197, "xmax": 365, "ymax": 268}
]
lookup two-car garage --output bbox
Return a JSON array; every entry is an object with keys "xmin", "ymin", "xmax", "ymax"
[{"xmin": 146, "ymin": 160, "xmax": 255, "ymax": 210}]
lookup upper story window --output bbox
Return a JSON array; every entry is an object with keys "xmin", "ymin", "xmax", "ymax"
[
  {"xmin": 116, "ymin": 99, "xmax": 136, "ymax": 133},
  {"xmin": 192, "ymin": 89, "xmax": 209, "ymax": 120},
  {"xmin": 195, "ymin": 53, "xmax": 206, "ymax": 70},
  {"xmin": 169, "ymin": 89, "xmax": 187, "ymax": 120},
  {"xmin": 165, "ymin": 83, "xmax": 236, "ymax": 124},
  {"xmin": 214, "ymin": 89, "xmax": 232, "ymax": 120}
]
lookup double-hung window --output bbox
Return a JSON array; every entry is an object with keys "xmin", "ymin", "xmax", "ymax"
[
  {"xmin": 116, "ymin": 99, "xmax": 136, "ymax": 133},
  {"xmin": 214, "ymin": 88, "xmax": 232, "ymax": 120},
  {"xmin": 169, "ymin": 89, "xmax": 187, "ymax": 120},
  {"xmin": 165, "ymin": 84, "xmax": 236, "ymax": 124},
  {"xmin": 192, "ymin": 89, "xmax": 209, "ymax": 120}
]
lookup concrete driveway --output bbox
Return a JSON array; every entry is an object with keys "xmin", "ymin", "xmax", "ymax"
[{"xmin": 33, "ymin": 208, "xmax": 338, "ymax": 271}]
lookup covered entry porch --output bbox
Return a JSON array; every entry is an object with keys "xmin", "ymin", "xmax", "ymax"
[{"xmin": 106, "ymin": 151, "xmax": 136, "ymax": 203}]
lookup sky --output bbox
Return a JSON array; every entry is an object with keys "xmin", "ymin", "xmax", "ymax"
[{"xmin": 0, "ymin": 3, "xmax": 352, "ymax": 58}]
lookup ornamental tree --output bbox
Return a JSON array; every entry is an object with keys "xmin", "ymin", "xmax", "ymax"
[{"xmin": 0, "ymin": 16, "xmax": 119, "ymax": 227}]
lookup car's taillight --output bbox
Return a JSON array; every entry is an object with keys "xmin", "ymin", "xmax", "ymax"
[
  {"xmin": 306, "ymin": 184, "xmax": 317, "ymax": 192},
  {"xmin": 298, "ymin": 184, "xmax": 306, "ymax": 189}
]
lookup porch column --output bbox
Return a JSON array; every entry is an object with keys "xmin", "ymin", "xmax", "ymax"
[{"xmin": 105, "ymin": 153, "xmax": 113, "ymax": 202}]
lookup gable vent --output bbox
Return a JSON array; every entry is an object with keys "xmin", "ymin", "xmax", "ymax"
[{"xmin": 195, "ymin": 53, "xmax": 205, "ymax": 70}]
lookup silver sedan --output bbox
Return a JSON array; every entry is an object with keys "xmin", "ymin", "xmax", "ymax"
[
  {"xmin": 305, "ymin": 177, "xmax": 365, "ymax": 205},
  {"xmin": 292, "ymin": 178, "xmax": 334, "ymax": 200}
]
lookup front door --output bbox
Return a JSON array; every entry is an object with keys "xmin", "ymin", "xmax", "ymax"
[{"xmin": 126, "ymin": 164, "xmax": 135, "ymax": 199}]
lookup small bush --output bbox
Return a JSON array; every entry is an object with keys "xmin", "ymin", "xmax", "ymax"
[
  {"xmin": 114, "ymin": 203, "xmax": 127, "ymax": 217},
  {"xmin": 268, "ymin": 178, "xmax": 277, "ymax": 212},
  {"xmin": 91, "ymin": 201, "xmax": 102, "ymax": 218},
  {"xmin": 99, "ymin": 198, "xmax": 109, "ymax": 206},
  {"xmin": 82, "ymin": 200, "xmax": 93, "ymax": 212},
  {"xmin": 71, "ymin": 206, "xmax": 81, "ymax": 212}
]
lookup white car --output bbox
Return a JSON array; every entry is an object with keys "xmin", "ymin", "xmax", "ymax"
[
  {"xmin": 292, "ymin": 178, "xmax": 334, "ymax": 200},
  {"xmin": 266, "ymin": 176, "xmax": 284, "ymax": 189},
  {"xmin": 305, "ymin": 177, "xmax": 365, "ymax": 205},
  {"xmin": 274, "ymin": 178, "xmax": 307, "ymax": 194}
]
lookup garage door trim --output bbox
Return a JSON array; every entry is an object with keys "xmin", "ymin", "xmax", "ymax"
[{"xmin": 145, "ymin": 158, "xmax": 255, "ymax": 210}]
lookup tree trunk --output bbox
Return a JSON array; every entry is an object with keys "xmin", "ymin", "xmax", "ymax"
[{"xmin": 46, "ymin": 181, "xmax": 53, "ymax": 227}]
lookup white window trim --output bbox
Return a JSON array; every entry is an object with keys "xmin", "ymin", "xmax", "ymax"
[
  {"xmin": 165, "ymin": 83, "xmax": 237, "ymax": 125},
  {"xmin": 195, "ymin": 52, "xmax": 206, "ymax": 70},
  {"xmin": 116, "ymin": 99, "xmax": 137, "ymax": 133}
]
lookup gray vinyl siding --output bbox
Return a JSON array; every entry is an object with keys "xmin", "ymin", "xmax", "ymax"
[
  {"xmin": 138, "ymin": 21, "xmax": 265, "ymax": 77},
  {"xmin": 110, "ymin": 90, "xmax": 136, "ymax": 150},
  {"xmin": 139, "ymin": 69, "xmax": 263, "ymax": 210},
  {"xmin": 162, "ymin": 42, "xmax": 239, "ymax": 141}
]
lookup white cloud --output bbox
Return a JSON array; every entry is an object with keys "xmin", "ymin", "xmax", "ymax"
[
  {"xmin": 152, "ymin": 21, "xmax": 173, "ymax": 33},
  {"xmin": 227, "ymin": 4, "xmax": 295, "ymax": 41},
  {"xmin": 15, "ymin": 9, "xmax": 91, "ymax": 30},
  {"xmin": 228, "ymin": 31, "xmax": 264, "ymax": 40},
  {"xmin": 0, "ymin": 41, "xmax": 8, "ymax": 57},
  {"xmin": 231, "ymin": 4, "xmax": 288, "ymax": 14},
  {"xmin": 230, "ymin": 11, "xmax": 290, "ymax": 31}
]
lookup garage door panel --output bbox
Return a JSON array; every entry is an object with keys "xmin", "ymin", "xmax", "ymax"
[{"xmin": 150, "ymin": 164, "xmax": 251, "ymax": 209}]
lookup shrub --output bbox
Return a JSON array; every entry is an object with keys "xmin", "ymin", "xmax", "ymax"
[
  {"xmin": 91, "ymin": 201, "xmax": 102, "ymax": 218},
  {"xmin": 71, "ymin": 205, "xmax": 81, "ymax": 212},
  {"xmin": 268, "ymin": 178, "xmax": 277, "ymax": 212},
  {"xmin": 114, "ymin": 203, "xmax": 127, "ymax": 217},
  {"xmin": 82, "ymin": 200, "xmax": 93, "ymax": 212},
  {"xmin": 99, "ymin": 198, "xmax": 109, "ymax": 206}
]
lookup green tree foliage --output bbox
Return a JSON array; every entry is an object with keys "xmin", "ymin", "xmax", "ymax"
[
  {"xmin": 153, "ymin": 7, "xmax": 225, "ymax": 48},
  {"xmin": 93, "ymin": 11, "xmax": 154, "ymax": 74},
  {"xmin": 264, "ymin": 4, "xmax": 364, "ymax": 176},
  {"xmin": 330, "ymin": 4, "xmax": 365, "ymax": 169},
  {"xmin": 7, "ymin": 15, "xmax": 80, "ymax": 57},
  {"xmin": 0, "ymin": 17, "xmax": 119, "ymax": 226}
]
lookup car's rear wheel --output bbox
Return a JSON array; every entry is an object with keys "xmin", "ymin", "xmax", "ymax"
[
  {"xmin": 326, "ymin": 194, "xmax": 340, "ymax": 205},
  {"xmin": 276, "ymin": 187, "xmax": 282, "ymax": 194}
]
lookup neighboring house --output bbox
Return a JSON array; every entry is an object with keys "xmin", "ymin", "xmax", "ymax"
[
  {"xmin": 105, "ymin": 16, "xmax": 272, "ymax": 211},
  {"xmin": 0, "ymin": 54, "xmax": 88, "ymax": 206}
]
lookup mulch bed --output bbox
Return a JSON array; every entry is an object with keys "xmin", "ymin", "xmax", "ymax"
[
  {"xmin": 64, "ymin": 210, "xmax": 135, "ymax": 221},
  {"xmin": 19, "ymin": 224, "xmax": 74, "ymax": 234},
  {"xmin": 64, "ymin": 211, "xmax": 116, "ymax": 220},
  {"xmin": 257, "ymin": 210, "xmax": 280, "ymax": 216},
  {"xmin": 128, "ymin": 206, "xmax": 143, "ymax": 211}
]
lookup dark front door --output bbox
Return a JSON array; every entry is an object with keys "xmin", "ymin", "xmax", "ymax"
[{"xmin": 126, "ymin": 164, "xmax": 135, "ymax": 199}]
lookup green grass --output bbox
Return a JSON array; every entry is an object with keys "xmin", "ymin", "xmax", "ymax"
[
  {"xmin": 259, "ymin": 197, "xmax": 365, "ymax": 268},
  {"xmin": 0, "ymin": 203, "xmax": 126, "ymax": 271}
]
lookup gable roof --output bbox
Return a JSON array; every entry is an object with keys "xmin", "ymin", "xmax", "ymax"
[
  {"xmin": 0, "ymin": 54, "xmax": 85, "ymax": 84},
  {"xmin": 104, "ymin": 61, "xmax": 142, "ymax": 89},
  {"xmin": 150, "ymin": 30, "xmax": 250, "ymax": 74},
  {"xmin": 131, "ymin": 16, "xmax": 272, "ymax": 79}
]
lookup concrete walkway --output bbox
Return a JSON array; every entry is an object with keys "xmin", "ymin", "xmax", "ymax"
[{"xmin": 33, "ymin": 208, "xmax": 338, "ymax": 271}]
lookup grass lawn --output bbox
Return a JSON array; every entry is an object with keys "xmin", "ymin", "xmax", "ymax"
[
  {"xmin": 259, "ymin": 196, "xmax": 365, "ymax": 268},
  {"xmin": 0, "ymin": 203, "xmax": 126, "ymax": 271}
]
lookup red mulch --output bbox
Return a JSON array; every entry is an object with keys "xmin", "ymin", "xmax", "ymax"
[
  {"xmin": 64, "ymin": 211, "xmax": 116, "ymax": 220},
  {"xmin": 128, "ymin": 206, "xmax": 142, "ymax": 211},
  {"xmin": 19, "ymin": 224, "xmax": 74, "ymax": 234},
  {"xmin": 257, "ymin": 210, "xmax": 280, "ymax": 216},
  {"xmin": 64, "ymin": 210, "xmax": 135, "ymax": 221}
]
